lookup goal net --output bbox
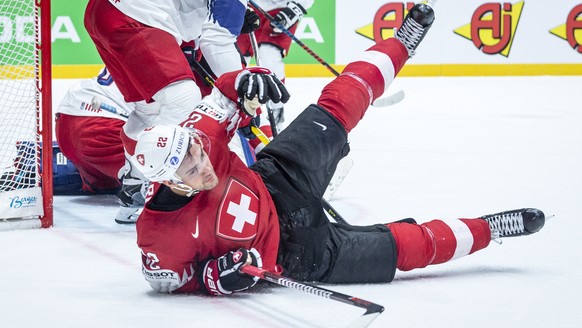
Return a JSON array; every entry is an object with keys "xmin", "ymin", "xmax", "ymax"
[{"xmin": 0, "ymin": 0, "xmax": 52, "ymax": 229}]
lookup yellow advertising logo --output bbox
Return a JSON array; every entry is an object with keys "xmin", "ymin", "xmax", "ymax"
[
  {"xmin": 454, "ymin": 1, "xmax": 524, "ymax": 57},
  {"xmin": 549, "ymin": 4, "xmax": 582, "ymax": 53},
  {"xmin": 356, "ymin": 2, "xmax": 416, "ymax": 42}
]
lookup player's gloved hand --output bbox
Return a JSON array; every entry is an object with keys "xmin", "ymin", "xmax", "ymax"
[
  {"xmin": 182, "ymin": 45, "xmax": 215, "ymax": 87},
  {"xmin": 271, "ymin": 1, "xmax": 306, "ymax": 33},
  {"xmin": 240, "ymin": 7, "xmax": 260, "ymax": 34},
  {"xmin": 235, "ymin": 67, "xmax": 290, "ymax": 116},
  {"xmin": 199, "ymin": 248, "xmax": 262, "ymax": 296},
  {"xmin": 238, "ymin": 115, "xmax": 260, "ymax": 139}
]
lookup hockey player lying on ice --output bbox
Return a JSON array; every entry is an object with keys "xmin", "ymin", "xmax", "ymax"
[{"xmin": 131, "ymin": 4, "xmax": 546, "ymax": 295}]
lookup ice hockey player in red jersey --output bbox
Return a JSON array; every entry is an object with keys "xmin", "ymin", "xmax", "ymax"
[{"xmin": 132, "ymin": 3, "xmax": 546, "ymax": 295}]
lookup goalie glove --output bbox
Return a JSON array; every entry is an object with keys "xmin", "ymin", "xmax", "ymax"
[
  {"xmin": 240, "ymin": 7, "xmax": 260, "ymax": 34},
  {"xmin": 199, "ymin": 248, "xmax": 262, "ymax": 296},
  {"xmin": 271, "ymin": 1, "xmax": 307, "ymax": 33},
  {"xmin": 235, "ymin": 67, "xmax": 290, "ymax": 116}
]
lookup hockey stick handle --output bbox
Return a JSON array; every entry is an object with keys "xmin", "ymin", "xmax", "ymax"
[
  {"xmin": 240, "ymin": 265, "xmax": 384, "ymax": 317},
  {"xmin": 248, "ymin": 0, "xmax": 340, "ymax": 77},
  {"xmin": 248, "ymin": 31, "xmax": 280, "ymax": 137},
  {"xmin": 91, "ymin": 96, "xmax": 129, "ymax": 119},
  {"xmin": 322, "ymin": 199, "xmax": 349, "ymax": 224}
]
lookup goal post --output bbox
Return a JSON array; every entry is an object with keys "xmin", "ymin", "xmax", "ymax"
[{"xmin": 0, "ymin": 0, "xmax": 52, "ymax": 229}]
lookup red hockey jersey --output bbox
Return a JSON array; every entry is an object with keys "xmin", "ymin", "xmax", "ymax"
[{"xmin": 136, "ymin": 74, "xmax": 280, "ymax": 294}]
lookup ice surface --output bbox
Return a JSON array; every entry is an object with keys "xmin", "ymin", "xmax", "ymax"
[{"xmin": 1, "ymin": 76, "xmax": 581, "ymax": 328}]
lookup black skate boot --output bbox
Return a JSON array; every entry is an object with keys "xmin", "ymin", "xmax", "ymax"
[
  {"xmin": 114, "ymin": 159, "xmax": 148, "ymax": 224},
  {"xmin": 395, "ymin": 3, "xmax": 435, "ymax": 58},
  {"xmin": 481, "ymin": 208, "xmax": 545, "ymax": 238},
  {"xmin": 114, "ymin": 173, "xmax": 147, "ymax": 224}
]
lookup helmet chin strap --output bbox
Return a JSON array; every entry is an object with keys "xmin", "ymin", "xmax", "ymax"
[{"xmin": 168, "ymin": 181, "xmax": 200, "ymax": 197}]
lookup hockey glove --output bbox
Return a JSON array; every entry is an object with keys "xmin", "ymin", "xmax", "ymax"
[
  {"xmin": 199, "ymin": 248, "xmax": 262, "ymax": 296},
  {"xmin": 182, "ymin": 45, "xmax": 215, "ymax": 87},
  {"xmin": 240, "ymin": 7, "xmax": 260, "ymax": 34},
  {"xmin": 235, "ymin": 67, "xmax": 290, "ymax": 116},
  {"xmin": 271, "ymin": 1, "xmax": 306, "ymax": 33}
]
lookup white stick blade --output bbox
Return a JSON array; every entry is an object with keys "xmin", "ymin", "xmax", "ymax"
[{"xmin": 372, "ymin": 90, "xmax": 405, "ymax": 107}]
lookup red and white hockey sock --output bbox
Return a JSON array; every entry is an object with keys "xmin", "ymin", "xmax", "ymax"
[
  {"xmin": 387, "ymin": 218, "xmax": 492, "ymax": 271},
  {"xmin": 317, "ymin": 38, "xmax": 408, "ymax": 132}
]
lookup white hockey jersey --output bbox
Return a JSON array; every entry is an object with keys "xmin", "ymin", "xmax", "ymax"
[{"xmin": 56, "ymin": 67, "xmax": 134, "ymax": 120}]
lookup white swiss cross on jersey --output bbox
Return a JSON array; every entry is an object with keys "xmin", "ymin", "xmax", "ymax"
[{"xmin": 217, "ymin": 178, "xmax": 259, "ymax": 241}]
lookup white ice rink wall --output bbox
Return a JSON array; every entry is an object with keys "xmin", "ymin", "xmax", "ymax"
[{"xmin": 308, "ymin": 0, "xmax": 582, "ymax": 76}]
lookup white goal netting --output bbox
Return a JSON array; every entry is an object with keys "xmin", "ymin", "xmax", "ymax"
[{"xmin": 0, "ymin": 0, "xmax": 52, "ymax": 228}]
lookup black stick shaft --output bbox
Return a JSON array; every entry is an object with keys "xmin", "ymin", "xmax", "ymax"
[
  {"xmin": 240, "ymin": 265, "xmax": 384, "ymax": 317},
  {"xmin": 249, "ymin": 0, "xmax": 340, "ymax": 77},
  {"xmin": 248, "ymin": 31, "xmax": 280, "ymax": 136}
]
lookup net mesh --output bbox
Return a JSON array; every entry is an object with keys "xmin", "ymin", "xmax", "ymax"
[{"xmin": 0, "ymin": 0, "xmax": 42, "ymax": 216}]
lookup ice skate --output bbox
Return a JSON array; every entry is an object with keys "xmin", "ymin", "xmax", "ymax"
[
  {"xmin": 395, "ymin": 3, "xmax": 435, "ymax": 58},
  {"xmin": 481, "ymin": 208, "xmax": 545, "ymax": 238},
  {"xmin": 114, "ymin": 174, "xmax": 147, "ymax": 224},
  {"xmin": 114, "ymin": 160, "xmax": 148, "ymax": 224}
]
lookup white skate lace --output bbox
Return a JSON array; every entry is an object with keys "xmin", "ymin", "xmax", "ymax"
[
  {"xmin": 487, "ymin": 212, "xmax": 525, "ymax": 237},
  {"xmin": 395, "ymin": 18, "xmax": 425, "ymax": 57}
]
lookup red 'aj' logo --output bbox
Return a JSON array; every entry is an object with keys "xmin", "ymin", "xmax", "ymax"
[
  {"xmin": 454, "ymin": 1, "xmax": 524, "ymax": 57},
  {"xmin": 136, "ymin": 154, "xmax": 145, "ymax": 166},
  {"xmin": 355, "ymin": 2, "xmax": 416, "ymax": 42},
  {"xmin": 550, "ymin": 5, "xmax": 582, "ymax": 53}
]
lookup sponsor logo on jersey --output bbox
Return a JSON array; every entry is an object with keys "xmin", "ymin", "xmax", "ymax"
[
  {"xmin": 454, "ymin": 1, "xmax": 524, "ymax": 57},
  {"xmin": 216, "ymin": 178, "xmax": 259, "ymax": 241},
  {"xmin": 194, "ymin": 101, "xmax": 227, "ymax": 121},
  {"xmin": 549, "ymin": 4, "xmax": 582, "ymax": 53}
]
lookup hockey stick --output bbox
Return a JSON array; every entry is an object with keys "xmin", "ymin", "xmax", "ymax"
[
  {"xmin": 372, "ymin": 90, "xmax": 405, "ymax": 107},
  {"xmin": 249, "ymin": 30, "xmax": 280, "ymax": 137},
  {"xmin": 248, "ymin": 0, "xmax": 339, "ymax": 76},
  {"xmin": 240, "ymin": 265, "xmax": 384, "ymax": 328},
  {"xmin": 324, "ymin": 156, "xmax": 353, "ymax": 200},
  {"xmin": 248, "ymin": 0, "xmax": 403, "ymax": 107},
  {"xmin": 91, "ymin": 96, "xmax": 129, "ymax": 119}
]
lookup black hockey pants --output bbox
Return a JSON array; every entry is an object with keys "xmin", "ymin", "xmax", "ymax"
[{"xmin": 251, "ymin": 104, "xmax": 397, "ymax": 283}]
